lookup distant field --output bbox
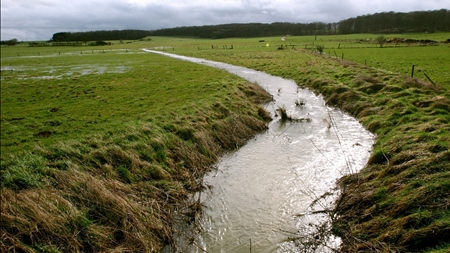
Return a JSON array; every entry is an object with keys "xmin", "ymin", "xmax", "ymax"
[{"xmin": 142, "ymin": 33, "xmax": 450, "ymax": 88}]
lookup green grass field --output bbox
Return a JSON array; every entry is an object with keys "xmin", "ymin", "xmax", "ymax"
[
  {"xmin": 1, "ymin": 32, "xmax": 449, "ymax": 252},
  {"xmin": 1, "ymin": 40, "xmax": 272, "ymax": 252},
  {"xmin": 1, "ymin": 49, "xmax": 260, "ymax": 157},
  {"xmin": 144, "ymin": 33, "xmax": 450, "ymax": 88}
]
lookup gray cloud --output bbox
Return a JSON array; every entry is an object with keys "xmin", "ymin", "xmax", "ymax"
[{"xmin": 1, "ymin": 0, "xmax": 447, "ymax": 41}]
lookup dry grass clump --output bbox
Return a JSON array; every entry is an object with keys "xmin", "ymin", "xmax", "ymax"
[
  {"xmin": 276, "ymin": 106, "xmax": 290, "ymax": 121},
  {"xmin": 211, "ymin": 113, "xmax": 267, "ymax": 149},
  {"xmin": 1, "ymin": 169, "xmax": 170, "ymax": 252},
  {"xmin": 403, "ymin": 77, "xmax": 437, "ymax": 90}
]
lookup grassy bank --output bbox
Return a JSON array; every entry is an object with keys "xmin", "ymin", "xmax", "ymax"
[
  {"xmin": 1, "ymin": 46, "xmax": 272, "ymax": 251},
  {"xmin": 159, "ymin": 34, "xmax": 450, "ymax": 252}
]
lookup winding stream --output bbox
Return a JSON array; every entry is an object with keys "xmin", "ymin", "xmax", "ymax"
[{"xmin": 143, "ymin": 49, "xmax": 374, "ymax": 252}]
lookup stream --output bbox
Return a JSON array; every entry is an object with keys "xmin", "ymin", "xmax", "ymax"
[{"xmin": 143, "ymin": 49, "xmax": 375, "ymax": 252}]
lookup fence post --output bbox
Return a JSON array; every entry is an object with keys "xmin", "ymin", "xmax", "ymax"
[{"xmin": 424, "ymin": 73, "xmax": 436, "ymax": 87}]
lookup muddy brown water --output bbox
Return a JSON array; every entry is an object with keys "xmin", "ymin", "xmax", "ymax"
[{"xmin": 143, "ymin": 49, "xmax": 374, "ymax": 252}]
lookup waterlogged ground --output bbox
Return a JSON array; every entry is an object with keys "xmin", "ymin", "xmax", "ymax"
[
  {"xmin": 144, "ymin": 50, "xmax": 375, "ymax": 252},
  {"xmin": 1, "ymin": 64, "xmax": 130, "ymax": 80},
  {"xmin": 0, "ymin": 49, "xmax": 149, "ymax": 81}
]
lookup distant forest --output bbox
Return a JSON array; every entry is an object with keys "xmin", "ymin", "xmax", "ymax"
[
  {"xmin": 49, "ymin": 9, "xmax": 449, "ymax": 42},
  {"xmin": 50, "ymin": 30, "xmax": 153, "ymax": 42}
]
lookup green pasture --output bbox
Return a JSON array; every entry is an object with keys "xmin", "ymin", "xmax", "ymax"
[
  {"xmin": 1, "ymin": 37, "xmax": 272, "ymax": 252},
  {"xmin": 141, "ymin": 33, "xmax": 450, "ymax": 88},
  {"xmin": 0, "ymin": 45, "xmax": 259, "ymax": 158},
  {"xmin": 3, "ymin": 34, "xmax": 449, "ymax": 90}
]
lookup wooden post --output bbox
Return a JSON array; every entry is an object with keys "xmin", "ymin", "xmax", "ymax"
[
  {"xmin": 424, "ymin": 73, "xmax": 437, "ymax": 87},
  {"xmin": 334, "ymin": 50, "xmax": 338, "ymax": 58},
  {"xmin": 342, "ymin": 53, "xmax": 344, "ymax": 59},
  {"xmin": 411, "ymin": 65, "xmax": 415, "ymax": 78}
]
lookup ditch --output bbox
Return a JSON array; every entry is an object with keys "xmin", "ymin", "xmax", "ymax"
[{"xmin": 143, "ymin": 49, "xmax": 375, "ymax": 252}]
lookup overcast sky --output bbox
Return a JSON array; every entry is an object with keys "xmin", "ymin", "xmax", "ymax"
[{"xmin": 1, "ymin": 0, "xmax": 448, "ymax": 41}]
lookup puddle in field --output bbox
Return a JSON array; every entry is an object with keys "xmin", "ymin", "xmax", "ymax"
[
  {"xmin": 143, "ymin": 49, "xmax": 374, "ymax": 252},
  {"xmin": 1, "ymin": 64, "xmax": 130, "ymax": 80}
]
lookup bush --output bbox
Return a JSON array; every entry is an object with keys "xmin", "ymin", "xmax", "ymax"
[{"xmin": 316, "ymin": 45, "xmax": 325, "ymax": 54}]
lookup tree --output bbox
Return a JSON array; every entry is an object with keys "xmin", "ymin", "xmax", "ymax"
[
  {"xmin": 376, "ymin": 35, "xmax": 386, "ymax": 48},
  {"xmin": 6, "ymin": 38, "xmax": 18, "ymax": 46}
]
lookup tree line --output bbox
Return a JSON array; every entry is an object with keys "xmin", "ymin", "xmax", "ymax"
[
  {"xmin": 50, "ymin": 29, "xmax": 153, "ymax": 42},
  {"xmin": 44, "ymin": 9, "xmax": 449, "ymax": 42},
  {"xmin": 149, "ymin": 9, "xmax": 449, "ymax": 38},
  {"xmin": 147, "ymin": 22, "xmax": 339, "ymax": 38},
  {"xmin": 339, "ymin": 9, "xmax": 449, "ymax": 34}
]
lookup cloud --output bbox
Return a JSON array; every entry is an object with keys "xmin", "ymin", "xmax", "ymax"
[{"xmin": 1, "ymin": 0, "xmax": 447, "ymax": 41}]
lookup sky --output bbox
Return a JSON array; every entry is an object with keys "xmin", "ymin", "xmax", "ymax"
[{"xmin": 1, "ymin": 0, "xmax": 448, "ymax": 41}]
